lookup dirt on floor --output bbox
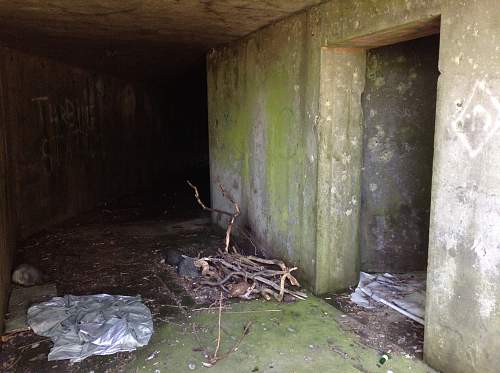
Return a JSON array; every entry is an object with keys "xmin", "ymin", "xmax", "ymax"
[
  {"xmin": 1, "ymin": 187, "xmax": 426, "ymax": 372},
  {"xmin": 1, "ymin": 186, "xmax": 225, "ymax": 372},
  {"xmin": 325, "ymin": 291, "xmax": 425, "ymax": 360}
]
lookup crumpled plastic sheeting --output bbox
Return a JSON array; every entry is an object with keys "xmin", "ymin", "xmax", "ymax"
[
  {"xmin": 27, "ymin": 294, "xmax": 153, "ymax": 362},
  {"xmin": 350, "ymin": 272, "xmax": 426, "ymax": 325}
]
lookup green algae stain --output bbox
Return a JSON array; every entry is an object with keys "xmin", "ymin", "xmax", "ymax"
[
  {"xmin": 208, "ymin": 36, "xmax": 310, "ymax": 266},
  {"xmin": 208, "ymin": 57, "xmax": 252, "ymax": 171},
  {"xmin": 130, "ymin": 296, "xmax": 434, "ymax": 373},
  {"xmin": 264, "ymin": 67, "xmax": 296, "ymax": 235}
]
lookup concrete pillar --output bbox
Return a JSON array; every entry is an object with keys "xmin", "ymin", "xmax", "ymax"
[
  {"xmin": 425, "ymin": 1, "xmax": 500, "ymax": 372},
  {"xmin": 315, "ymin": 47, "xmax": 365, "ymax": 294}
]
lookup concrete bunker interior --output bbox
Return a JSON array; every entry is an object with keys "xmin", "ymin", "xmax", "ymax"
[{"xmin": 1, "ymin": 2, "xmax": 499, "ymax": 373}]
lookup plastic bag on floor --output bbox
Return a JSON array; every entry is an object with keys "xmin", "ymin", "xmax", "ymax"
[
  {"xmin": 27, "ymin": 294, "xmax": 153, "ymax": 362},
  {"xmin": 350, "ymin": 272, "xmax": 426, "ymax": 324}
]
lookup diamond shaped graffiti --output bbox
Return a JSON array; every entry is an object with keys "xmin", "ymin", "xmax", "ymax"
[{"xmin": 451, "ymin": 81, "xmax": 500, "ymax": 158}]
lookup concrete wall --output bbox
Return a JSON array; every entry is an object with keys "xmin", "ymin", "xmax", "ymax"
[
  {"xmin": 207, "ymin": 0, "xmax": 441, "ymax": 293},
  {"xmin": 0, "ymin": 47, "xmax": 166, "ymax": 330},
  {"xmin": 360, "ymin": 35, "xmax": 439, "ymax": 272},
  {"xmin": 208, "ymin": 0, "xmax": 500, "ymax": 372},
  {"xmin": 425, "ymin": 1, "xmax": 500, "ymax": 372},
  {"xmin": 316, "ymin": 47, "xmax": 365, "ymax": 292},
  {"xmin": 0, "ymin": 47, "xmax": 165, "ymax": 238},
  {"xmin": 0, "ymin": 69, "xmax": 14, "ymax": 332},
  {"xmin": 207, "ymin": 14, "xmax": 319, "ymax": 285}
]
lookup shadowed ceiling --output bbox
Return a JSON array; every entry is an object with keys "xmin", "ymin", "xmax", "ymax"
[{"xmin": 0, "ymin": 0, "xmax": 324, "ymax": 82}]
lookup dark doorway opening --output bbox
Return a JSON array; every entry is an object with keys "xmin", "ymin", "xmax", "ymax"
[
  {"xmin": 331, "ymin": 33, "xmax": 440, "ymax": 360},
  {"xmin": 360, "ymin": 34, "xmax": 440, "ymax": 273}
]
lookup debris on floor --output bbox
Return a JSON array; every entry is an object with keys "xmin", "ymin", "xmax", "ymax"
[
  {"xmin": 350, "ymin": 272, "xmax": 426, "ymax": 324},
  {"xmin": 0, "ymin": 190, "xmax": 428, "ymax": 371},
  {"xmin": 27, "ymin": 294, "xmax": 153, "ymax": 362},
  {"xmin": 187, "ymin": 181, "xmax": 306, "ymax": 302},
  {"xmin": 11, "ymin": 263, "xmax": 46, "ymax": 286},
  {"xmin": 0, "ymin": 190, "xmax": 219, "ymax": 372},
  {"xmin": 179, "ymin": 254, "xmax": 203, "ymax": 279},
  {"xmin": 195, "ymin": 252, "xmax": 307, "ymax": 301},
  {"xmin": 187, "ymin": 181, "xmax": 240, "ymax": 254},
  {"xmin": 4, "ymin": 283, "xmax": 57, "ymax": 334}
]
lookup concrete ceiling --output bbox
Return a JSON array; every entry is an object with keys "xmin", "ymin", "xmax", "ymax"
[{"xmin": 0, "ymin": 0, "xmax": 324, "ymax": 82}]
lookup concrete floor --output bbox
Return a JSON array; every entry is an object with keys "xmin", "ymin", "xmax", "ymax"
[
  {"xmin": 1, "ymin": 189, "xmax": 434, "ymax": 372},
  {"xmin": 131, "ymin": 296, "xmax": 434, "ymax": 373}
]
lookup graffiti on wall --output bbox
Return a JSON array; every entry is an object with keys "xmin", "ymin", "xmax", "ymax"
[
  {"xmin": 32, "ymin": 91, "xmax": 101, "ymax": 173},
  {"xmin": 451, "ymin": 81, "xmax": 500, "ymax": 159}
]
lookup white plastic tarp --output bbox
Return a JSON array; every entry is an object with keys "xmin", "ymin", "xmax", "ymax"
[
  {"xmin": 27, "ymin": 294, "xmax": 153, "ymax": 362},
  {"xmin": 350, "ymin": 272, "xmax": 426, "ymax": 324}
]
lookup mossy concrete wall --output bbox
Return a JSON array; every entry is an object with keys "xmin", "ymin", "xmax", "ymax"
[
  {"xmin": 315, "ymin": 47, "xmax": 365, "ymax": 292},
  {"xmin": 208, "ymin": 0, "xmax": 441, "ymax": 294},
  {"xmin": 208, "ymin": 0, "xmax": 500, "ymax": 372},
  {"xmin": 360, "ymin": 35, "xmax": 439, "ymax": 272},
  {"xmin": 208, "ymin": 13, "xmax": 319, "ymax": 285}
]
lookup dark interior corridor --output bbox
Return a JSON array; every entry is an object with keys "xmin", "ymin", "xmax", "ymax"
[
  {"xmin": 0, "ymin": 2, "xmax": 326, "ymax": 371},
  {"xmin": 0, "ymin": 2, "xmax": 496, "ymax": 373},
  {"xmin": 360, "ymin": 34, "xmax": 440, "ymax": 273}
]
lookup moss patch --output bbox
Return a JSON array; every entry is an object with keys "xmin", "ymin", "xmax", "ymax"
[{"xmin": 129, "ymin": 296, "xmax": 434, "ymax": 372}]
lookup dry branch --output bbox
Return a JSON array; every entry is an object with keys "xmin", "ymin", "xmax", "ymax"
[
  {"xmin": 213, "ymin": 292, "xmax": 223, "ymax": 361},
  {"xmin": 200, "ymin": 293, "xmax": 253, "ymax": 368},
  {"xmin": 187, "ymin": 180, "xmax": 306, "ymax": 303},
  {"xmin": 194, "ymin": 253, "xmax": 307, "ymax": 302},
  {"xmin": 187, "ymin": 181, "xmax": 240, "ymax": 252}
]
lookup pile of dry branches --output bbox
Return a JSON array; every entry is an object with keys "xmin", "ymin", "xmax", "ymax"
[
  {"xmin": 195, "ymin": 253, "xmax": 307, "ymax": 301},
  {"xmin": 187, "ymin": 181, "xmax": 307, "ymax": 302}
]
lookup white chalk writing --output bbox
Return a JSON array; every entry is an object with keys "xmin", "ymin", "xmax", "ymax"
[
  {"xmin": 32, "ymin": 92, "xmax": 100, "ymax": 173},
  {"xmin": 451, "ymin": 81, "xmax": 500, "ymax": 158}
]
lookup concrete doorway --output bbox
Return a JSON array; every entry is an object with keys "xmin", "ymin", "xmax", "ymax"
[
  {"xmin": 360, "ymin": 34, "xmax": 440, "ymax": 273},
  {"xmin": 330, "ymin": 32, "xmax": 440, "ymax": 360}
]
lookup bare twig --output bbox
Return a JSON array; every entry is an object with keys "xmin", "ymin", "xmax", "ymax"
[
  {"xmin": 3, "ymin": 355, "xmax": 21, "ymax": 371},
  {"xmin": 187, "ymin": 181, "xmax": 240, "ymax": 252},
  {"xmin": 213, "ymin": 292, "xmax": 223, "ymax": 361},
  {"xmin": 214, "ymin": 321, "xmax": 253, "ymax": 361},
  {"xmin": 186, "ymin": 181, "xmax": 233, "ymax": 218},
  {"xmin": 191, "ymin": 306, "xmax": 231, "ymax": 312},
  {"xmin": 204, "ymin": 319, "xmax": 253, "ymax": 367},
  {"xmin": 187, "ymin": 178, "xmax": 306, "ymax": 303},
  {"xmin": 16, "ymin": 338, "xmax": 51, "ymax": 351},
  {"xmin": 200, "ymin": 292, "xmax": 253, "ymax": 367},
  {"xmin": 218, "ymin": 184, "xmax": 241, "ymax": 252},
  {"xmin": 237, "ymin": 227, "xmax": 259, "ymax": 256}
]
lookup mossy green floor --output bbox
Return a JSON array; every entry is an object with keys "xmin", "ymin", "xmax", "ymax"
[{"xmin": 129, "ymin": 296, "xmax": 434, "ymax": 373}]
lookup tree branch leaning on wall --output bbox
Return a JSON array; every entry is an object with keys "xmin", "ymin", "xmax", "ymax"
[{"xmin": 187, "ymin": 180, "xmax": 240, "ymax": 253}]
